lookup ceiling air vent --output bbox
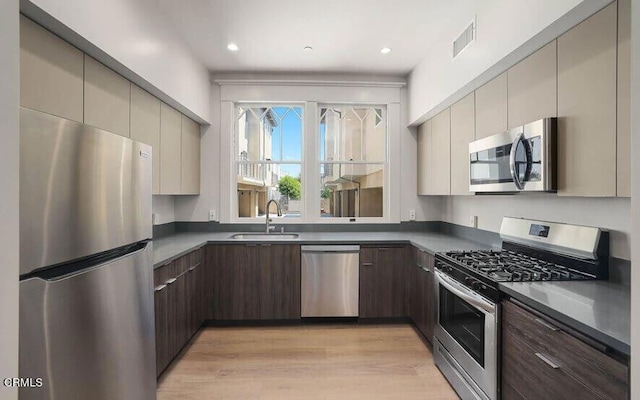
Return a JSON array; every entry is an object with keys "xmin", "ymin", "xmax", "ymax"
[{"xmin": 453, "ymin": 19, "xmax": 475, "ymax": 59}]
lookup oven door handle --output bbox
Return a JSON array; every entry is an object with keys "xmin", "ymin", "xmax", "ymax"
[{"xmin": 435, "ymin": 270, "xmax": 496, "ymax": 314}]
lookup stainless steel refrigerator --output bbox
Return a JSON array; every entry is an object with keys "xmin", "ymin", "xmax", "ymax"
[{"xmin": 19, "ymin": 107, "xmax": 156, "ymax": 400}]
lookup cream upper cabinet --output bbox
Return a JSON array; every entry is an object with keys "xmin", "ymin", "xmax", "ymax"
[
  {"xmin": 181, "ymin": 115, "xmax": 201, "ymax": 194},
  {"xmin": 475, "ymin": 72, "xmax": 507, "ymax": 140},
  {"xmin": 557, "ymin": 3, "xmax": 617, "ymax": 197},
  {"xmin": 160, "ymin": 103, "xmax": 182, "ymax": 195},
  {"xmin": 417, "ymin": 120, "xmax": 432, "ymax": 195},
  {"xmin": 130, "ymin": 85, "xmax": 161, "ymax": 194},
  {"xmin": 431, "ymin": 108, "xmax": 451, "ymax": 195},
  {"xmin": 84, "ymin": 56, "xmax": 131, "ymax": 137},
  {"xmin": 617, "ymin": 0, "xmax": 631, "ymax": 197},
  {"xmin": 20, "ymin": 16, "xmax": 84, "ymax": 122},
  {"xmin": 450, "ymin": 93, "xmax": 475, "ymax": 195},
  {"xmin": 507, "ymin": 41, "xmax": 557, "ymax": 128}
]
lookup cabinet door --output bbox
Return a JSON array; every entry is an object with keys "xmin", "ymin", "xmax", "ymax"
[
  {"xmin": 259, "ymin": 244, "xmax": 301, "ymax": 319},
  {"xmin": 450, "ymin": 93, "xmax": 475, "ymax": 195},
  {"xmin": 153, "ymin": 266, "xmax": 170, "ymax": 376},
  {"xmin": 507, "ymin": 41, "xmax": 557, "ymax": 129},
  {"xmin": 417, "ymin": 119, "xmax": 432, "ymax": 195},
  {"xmin": 130, "ymin": 85, "xmax": 161, "ymax": 194},
  {"xmin": 430, "ymin": 108, "xmax": 451, "ymax": 195},
  {"xmin": 20, "ymin": 16, "xmax": 84, "ymax": 122},
  {"xmin": 160, "ymin": 103, "xmax": 182, "ymax": 194},
  {"xmin": 617, "ymin": 0, "xmax": 631, "ymax": 197},
  {"xmin": 181, "ymin": 115, "xmax": 201, "ymax": 194},
  {"xmin": 84, "ymin": 55, "xmax": 131, "ymax": 137},
  {"xmin": 423, "ymin": 252, "xmax": 436, "ymax": 341},
  {"xmin": 557, "ymin": 3, "xmax": 617, "ymax": 197},
  {"xmin": 475, "ymin": 72, "xmax": 507, "ymax": 140},
  {"xmin": 359, "ymin": 247, "xmax": 378, "ymax": 318}
]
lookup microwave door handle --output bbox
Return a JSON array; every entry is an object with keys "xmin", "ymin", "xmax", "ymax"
[
  {"xmin": 435, "ymin": 270, "xmax": 495, "ymax": 314},
  {"xmin": 509, "ymin": 132, "xmax": 525, "ymax": 190}
]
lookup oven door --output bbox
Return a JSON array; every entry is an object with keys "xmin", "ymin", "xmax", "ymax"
[
  {"xmin": 469, "ymin": 118, "xmax": 555, "ymax": 193},
  {"xmin": 434, "ymin": 270, "xmax": 498, "ymax": 400}
]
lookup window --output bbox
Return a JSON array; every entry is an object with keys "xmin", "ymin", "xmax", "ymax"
[
  {"xmin": 233, "ymin": 103, "xmax": 387, "ymax": 222},
  {"xmin": 235, "ymin": 105, "xmax": 303, "ymax": 219},
  {"xmin": 319, "ymin": 105, "xmax": 386, "ymax": 218}
]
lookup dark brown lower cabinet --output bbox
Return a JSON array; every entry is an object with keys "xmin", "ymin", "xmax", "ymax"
[
  {"xmin": 209, "ymin": 244, "xmax": 301, "ymax": 320},
  {"xmin": 409, "ymin": 247, "xmax": 435, "ymax": 342},
  {"xmin": 502, "ymin": 300, "xmax": 628, "ymax": 400},
  {"xmin": 359, "ymin": 245, "xmax": 406, "ymax": 318},
  {"xmin": 154, "ymin": 247, "xmax": 206, "ymax": 377}
]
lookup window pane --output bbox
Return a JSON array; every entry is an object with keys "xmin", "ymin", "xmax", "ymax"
[
  {"xmin": 319, "ymin": 106, "xmax": 386, "ymax": 162},
  {"xmin": 236, "ymin": 106, "xmax": 302, "ymax": 162},
  {"xmin": 237, "ymin": 163, "xmax": 301, "ymax": 218},
  {"xmin": 320, "ymin": 163, "xmax": 384, "ymax": 218}
]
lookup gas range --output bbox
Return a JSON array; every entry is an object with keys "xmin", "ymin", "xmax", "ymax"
[{"xmin": 432, "ymin": 217, "xmax": 609, "ymax": 400}]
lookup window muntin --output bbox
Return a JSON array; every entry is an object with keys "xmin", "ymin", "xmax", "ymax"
[{"xmin": 319, "ymin": 106, "xmax": 386, "ymax": 162}]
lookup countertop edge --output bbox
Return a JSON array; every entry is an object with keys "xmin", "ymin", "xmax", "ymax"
[{"xmin": 499, "ymin": 283, "xmax": 630, "ymax": 356}]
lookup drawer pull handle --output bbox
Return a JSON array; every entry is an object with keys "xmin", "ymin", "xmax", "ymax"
[
  {"xmin": 166, "ymin": 278, "xmax": 177, "ymax": 285},
  {"xmin": 535, "ymin": 318, "xmax": 560, "ymax": 332},
  {"xmin": 361, "ymin": 262, "xmax": 374, "ymax": 266},
  {"xmin": 535, "ymin": 353, "xmax": 560, "ymax": 369},
  {"xmin": 154, "ymin": 284, "xmax": 167, "ymax": 292},
  {"xmin": 188, "ymin": 266, "xmax": 196, "ymax": 272}
]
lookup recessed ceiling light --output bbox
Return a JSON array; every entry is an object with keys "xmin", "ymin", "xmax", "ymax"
[
  {"xmin": 303, "ymin": 46, "xmax": 313, "ymax": 52},
  {"xmin": 380, "ymin": 47, "xmax": 392, "ymax": 54},
  {"xmin": 227, "ymin": 43, "xmax": 239, "ymax": 52}
]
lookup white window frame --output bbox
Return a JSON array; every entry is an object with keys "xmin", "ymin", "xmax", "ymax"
[
  {"xmin": 218, "ymin": 80, "xmax": 403, "ymax": 224},
  {"xmin": 231, "ymin": 102, "xmax": 305, "ymax": 224}
]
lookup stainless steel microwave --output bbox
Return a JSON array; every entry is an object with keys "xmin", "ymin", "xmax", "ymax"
[{"xmin": 469, "ymin": 118, "xmax": 557, "ymax": 193}]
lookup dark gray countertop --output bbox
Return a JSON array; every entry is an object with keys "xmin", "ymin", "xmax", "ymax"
[
  {"xmin": 500, "ymin": 280, "xmax": 630, "ymax": 355},
  {"xmin": 152, "ymin": 231, "xmax": 630, "ymax": 356},
  {"xmin": 152, "ymin": 231, "xmax": 493, "ymax": 268}
]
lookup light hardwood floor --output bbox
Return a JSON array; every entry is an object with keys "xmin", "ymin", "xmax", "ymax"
[{"xmin": 157, "ymin": 324, "xmax": 459, "ymax": 400}]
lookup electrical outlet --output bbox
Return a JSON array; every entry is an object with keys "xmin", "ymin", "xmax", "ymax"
[
  {"xmin": 470, "ymin": 215, "xmax": 478, "ymax": 228},
  {"xmin": 209, "ymin": 209, "xmax": 217, "ymax": 221},
  {"xmin": 409, "ymin": 209, "xmax": 416, "ymax": 221}
]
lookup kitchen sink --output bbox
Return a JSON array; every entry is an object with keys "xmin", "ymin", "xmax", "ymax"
[{"xmin": 229, "ymin": 233, "xmax": 300, "ymax": 240}]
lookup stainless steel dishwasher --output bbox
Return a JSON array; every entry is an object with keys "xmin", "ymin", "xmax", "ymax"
[{"xmin": 301, "ymin": 245, "xmax": 360, "ymax": 317}]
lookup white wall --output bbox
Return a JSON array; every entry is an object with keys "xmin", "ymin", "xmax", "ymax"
[
  {"xmin": 26, "ymin": 0, "xmax": 211, "ymax": 123},
  {"xmin": 629, "ymin": 0, "xmax": 639, "ymax": 395},
  {"xmin": 152, "ymin": 196, "xmax": 176, "ymax": 225},
  {"xmin": 442, "ymin": 196, "xmax": 631, "ymax": 260},
  {"xmin": 408, "ymin": 0, "xmax": 612, "ymax": 125},
  {"xmin": 0, "ymin": 0, "xmax": 20, "ymax": 398}
]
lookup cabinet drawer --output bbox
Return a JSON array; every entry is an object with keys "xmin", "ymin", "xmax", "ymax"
[
  {"xmin": 189, "ymin": 248, "xmax": 203, "ymax": 268},
  {"xmin": 502, "ymin": 329, "xmax": 601, "ymax": 400},
  {"xmin": 503, "ymin": 300, "xmax": 628, "ymax": 399}
]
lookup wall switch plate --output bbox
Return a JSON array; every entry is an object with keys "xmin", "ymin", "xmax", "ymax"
[
  {"xmin": 152, "ymin": 213, "xmax": 159, "ymax": 225},
  {"xmin": 470, "ymin": 215, "xmax": 478, "ymax": 228},
  {"xmin": 409, "ymin": 209, "xmax": 416, "ymax": 221},
  {"xmin": 209, "ymin": 209, "xmax": 217, "ymax": 221}
]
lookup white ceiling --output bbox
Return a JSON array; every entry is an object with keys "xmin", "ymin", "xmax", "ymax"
[{"xmin": 156, "ymin": 0, "xmax": 475, "ymax": 75}]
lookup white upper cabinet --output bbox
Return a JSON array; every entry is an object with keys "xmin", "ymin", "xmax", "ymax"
[
  {"xmin": 130, "ymin": 85, "xmax": 161, "ymax": 194},
  {"xmin": 507, "ymin": 41, "xmax": 557, "ymax": 129},
  {"xmin": 84, "ymin": 55, "xmax": 131, "ymax": 137},
  {"xmin": 557, "ymin": 3, "xmax": 617, "ymax": 197},
  {"xmin": 450, "ymin": 93, "xmax": 475, "ymax": 196},
  {"xmin": 20, "ymin": 16, "xmax": 84, "ymax": 122},
  {"xmin": 417, "ymin": 120, "xmax": 432, "ymax": 196},
  {"xmin": 160, "ymin": 103, "xmax": 183, "ymax": 195},
  {"xmin": 475, "ymin": 72, "xmax": 507, "ymax": 140},
  {"xmin": 180, "ymin": 115, "xmax": 201, "ymax": 195},
  {"xmin": 616, "ymin": 0, "xmax": 631, "ymax": 197}
]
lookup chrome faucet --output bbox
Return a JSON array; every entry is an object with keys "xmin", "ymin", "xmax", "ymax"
[{"xmin": 265, "ymin": 199, "xmax": 282, "ymax": 233}]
